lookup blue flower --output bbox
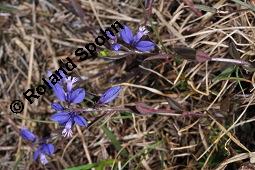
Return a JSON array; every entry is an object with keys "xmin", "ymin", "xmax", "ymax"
[
  {"xmin": 33, "ymin": 143, "xmax": 55, "ymax": 165},
  {"xmin": 120, "ymin": 25, "xmax": 155, "ymax": 52},
  {"xmin": 20, "ymin": 128, "xmax": 55, "ymax": 165},
  {"xmin": 53, "ymin": 83, "xmax": 85, "ymax": 104},
  {"xmin": 65, "ymin": 76, "xmax": 79, "ymax": 92},
  {"xmin": 46, "ymin": 70, "xmax": 82, "ymax": 101},
  {"xmin": 51, "ymin": 103, "xmax": 65, "ymax": 111},
  {"xmin": 106, "ymin": 32, "xmax": 121, "ymax": 51},
  {"xmin": 51, "ymin": 111, "xmax": 88, "ymax": 138},
  {"xmin": 50, "ymin": 75, "xmax": 87, "ymax": 138},
  {"xmin": 112, "ymin": 44, "xmax": 121, "ymax": 51},
  {"xmin": 20, "ymin": 128, "xmax": 37, "ymax": 143},
  {"xmin": 98, "ymin": 86, "xmax": 122, "ymax": 104}
]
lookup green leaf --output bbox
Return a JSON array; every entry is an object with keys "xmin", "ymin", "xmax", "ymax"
[
  {"xmin": 122, "ymin": 141, "xmax": 162, "ymax": 169},
  {"xmin": 65, "ymin": 159, "xmax": 115, "ymax": 170},
  {"xmin": 101, "ymin": 125, "xmax": 129, "ymax": 158},
  {"xmin": 212, "ymin": 66, "xmax": 235, "ymax": 82},
  {"xmin": 0, "ymin": 4, "xmax": 17, "ymax": 12},
  {"xmin": 231, "ymin": 0, "xmax": 255, "ymax": 12},
  {"xmin": 195, "ymin": 5, "xmax": 217, "ymax": 13}
]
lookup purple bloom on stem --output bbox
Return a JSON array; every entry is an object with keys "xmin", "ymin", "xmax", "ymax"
[
  {"xmin": 33, "ymin": 143, "xmax": 55, "ymax": 165},
  {"xmin": 51, "ymin": 103, "xmax": 64, "ymax": 111},
  {"xmin": 107, "ymin": 32, "xmax": 121, "ymax": 51},
  {"xmin": 112, "ymin": 44, "xmax": 121, "ymax": 51},
  {"xmin": 51, "ymin": 112, "xmax": 88, "ymax": 138},
  {"xmin": 47, "ymin": 70, "xmax": 80, "ymax": 98},
  {"xmin": 52, "ymin": 83, "xmax": 66, "ymax": 102},
  {"xmin": 135, "ymin": 41, "xmax": 155, "ymax": 52},
  {"xmin": 66, "ymin": 88, "xmax": 85, "ymax": 104},
  {"xmin": 65, "ymin": 77, "xmax": 79, "ymax": 92},
  {"xmin": 98, "ymin": 86, "xmax": 122, "ymax": 104},
  {"xmin": 106, "ymin": 32, "xmax": 116, "ymax": 40},
  {"xmin": 50, "ymin": 76, "xmax": 87, "ymax": 138},
  {"xmin": 120, "ymin": 25, "xmax": 155, "ymax": 52},
  {"xmin": 53, "ymin": 83, "xmax": 85, "ymax": 104},
  {"xmin": 20, "ymin": 128, "xmax": 37, "ymax": 143},
  {"xmin": 20, "ymin": 128, "xmax": 55, "ymax": 165}
]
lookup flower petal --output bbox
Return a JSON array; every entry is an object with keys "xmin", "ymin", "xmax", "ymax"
[
  {"xmin": 74, "ymin": 115, "xmax": 88, "ymax": 127},
  {"xmin": 120, "ymin": 25, "xmax": 133, "ymax": 44},
  {"xmin": 66, "ymin": 77, "xmax": 79, "ymax": 92},
  {"xmin": 58, "ymin": 70, "xmax": 68, "ymax": 81},
  {"xmin": 68, "ymin": 88, "xmax": 85, "ymax": 104},
  {"xmin": 52, "ymin": 83, "xmax": 66, "ymax": 102},
  {"xmin": 106, "ymin": 31, "xmax": 116, "ymax": 40},
  {"xmin": 33, "ymin": 148, "xmax": 41, "ymax": 160},
  {"xmin": 112, "ymin": 44, "xmax": 121, "ymax": 51},
  {"xmin": 135, "ymin": 41, "xmax": 155, "ymax": 52},
  {"xmin": 42, "ymin": 144, "xmax": 55, "ymax": 155},
  {"xmin": 98, "ymin": 86, "xmax": 122, "ymax": 104},
  {"xmin": 40, "ymin": 153, "xmax": 48, "ymax": 165},
  {"xmin": 133, "ymin": 26, "xmax": 149, "ymax": 43},
  {"xmin": 20, "ymin": 128, "xmax": 37, "ymax": 143},
  {"xmin": 51, "ymin": 103, "xmax": 64, "ymax": 111},
  {"xmin": 50, "ymin": 112, "xmax": 70, "ymax": 124}
]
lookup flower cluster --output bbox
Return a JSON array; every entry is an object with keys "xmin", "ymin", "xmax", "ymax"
[
  {"xmin": 50, "ymin": 74, "xmax": 122, "ymax": 139},
  {"xmin": 20, "ymin": 128, "xmax": 54, "ymax": 165},
  {"xmin": 108, "ymin": 25, "xmax": 155, "ymax": 52},
  {"xmin": 20, "ymin": 72, "xmax": 122, "ymax": 165}
]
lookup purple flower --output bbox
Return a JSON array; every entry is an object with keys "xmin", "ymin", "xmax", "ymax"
[
  {"xmin": 120, "ymin": 25, "xmax": 155, "ymax": 52},
  {"xmin": 20, "ymin": 128, "xmax": 37, "ymax": 143},
  {"xmin": 50, "ymin": 74, "xmax": 82, "ymax": 103},
  {"xmin": 20, "ymin": 128, "xmax": 55, "ymax": 165},
  {"xmin": 50, "ymin": 76, "xmax": 88, "ymax": 138},
  {"xmin": 112, "ymin": 44, "xmax": 121, "ymax": 51},
  {"xmin": 107, "ymin": 32, "xmax": 121, "ymax": 51},
  {"xmin": 98, "ymin": 86, "xmax": 122, "ymax": 104},
  {"xmin": 47, "ymin": 69, "xmax": 85, "ymax": 104},
  {"xmin": 51, "ymin": 103, "xmax": 64, "ymax": 111},
  {"xmin": 51, "ymin": 111, "xmax": 88, "ymax": 138},
  {"xmin": 53, "ymin": 84, "xmax": 85, "ymax": 104},
  {"xmin": 65, "ymin": 76, "xmax": 79, "ymax": 92},
  {"xmin": 33, "ymin": 143, "xmax": 55, "ymax": 165}
]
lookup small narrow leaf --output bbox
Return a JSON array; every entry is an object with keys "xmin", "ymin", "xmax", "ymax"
[
  {"xmin": 166, "ymin": 98, "xmax": 183, "ymax": 112},
  {"xmin": 64, "ymin": 159, "xmax": 115, "ymax": 170},
  {"xmin": 135, "ymin": 102, "xmax": 173, "ymax": 115},
  {"xmin": 135, "ymin": 102, "xmax": 158, "ymax": 114},
  {"xmin": 212, "ymin": 66, "xmax": 235, "ymax": 82},
  {"xmin": 174, "ymin": 47, "xmax": 196, "ymax": 60},
  {"xmin": 195, "ymin": 4, "xmax": 217, "ymax": 13},
  {"xmin": 231, "ymin": 0, "xmax": 255, "ymax": 12},
  {"xmin": 229, "ymin": 41, "xmax": 240, "ymax": 59},
  {"xmin": 101, "ymin": 125, "xmax": 129, "ymax": 158},
  {"xmin": 183, "ymin": 0, "xmax": 203, "ymax": 16}
]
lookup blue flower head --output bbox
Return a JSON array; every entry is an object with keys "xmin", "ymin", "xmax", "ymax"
[
  {"xmin": 20, "ymin": 128, "xmax": 55, "ymax": 165},
  {"xmin": 50, "ymin": 77, "xmax": 88, "ymax": 138},
  {"xmin": 20, "ymin": 128, "xmax": 37, "ymax": 143},
  {"xmin": 98, "ymin": 86, "xmax": 122, "ymax": 104},
  {"xmin": 51, "ymin": 110, "xmax": 88, "ymax": 138},
  {"xmin": 120, "ymin": 25, "xmax": 155, "ymax": 52},
  {"xmin": 106, "ymin": 32, "xmax": 121, "ymax": 51},
  {"xmin": 52, "ymin": 78, "xmax": 85, "ymax": 104},
  {"xmin": 33, "ymin": 143, "xmax": 55, "ymax": 165}
]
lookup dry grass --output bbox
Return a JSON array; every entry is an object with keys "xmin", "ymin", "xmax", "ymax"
[{"xmin": 0, "ymin": 0, "xmax": 255, "ymax": 169}]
